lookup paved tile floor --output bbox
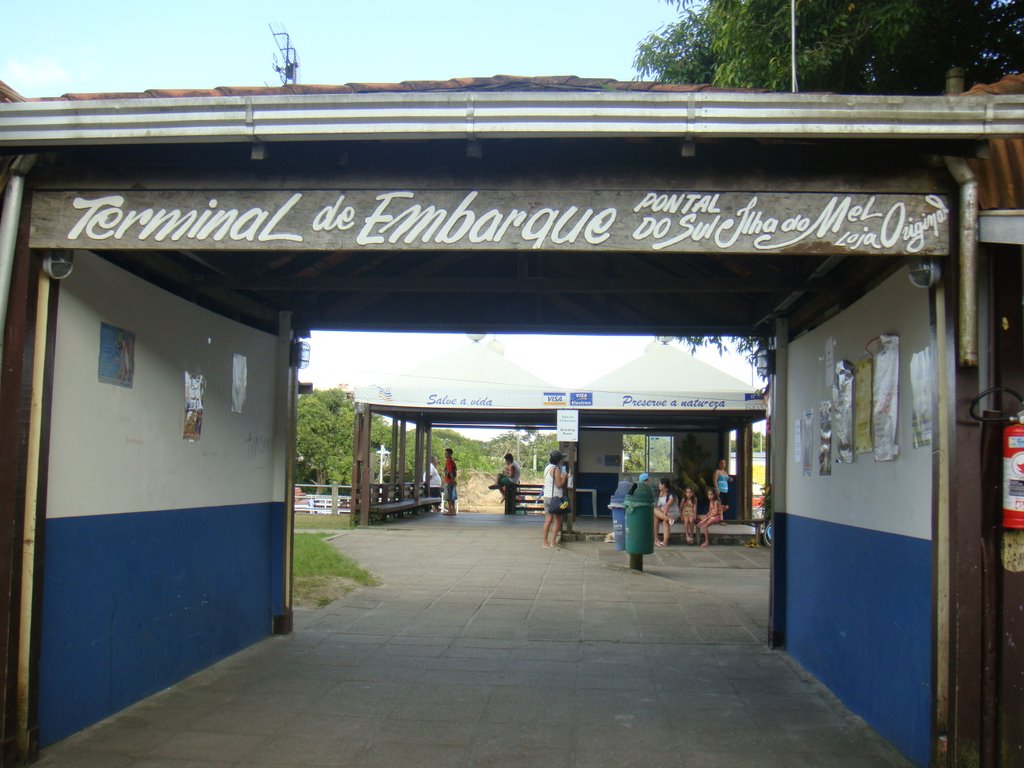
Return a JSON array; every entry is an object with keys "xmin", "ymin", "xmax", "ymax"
[{"xmin": 36, "ymin": 515, "xmax": 911, "ymax": 767}]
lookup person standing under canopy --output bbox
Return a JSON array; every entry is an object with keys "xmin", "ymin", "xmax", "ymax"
[
  {"xmin": 442, "ymin": 448, "xmax": 458, "ymax": 515},
  {"xmin": 542, "ymin": 450, "xmax": 568, "ymax": 547},
  {"xmin": 427, "ymin": 455, "xmax": 442, "ymax": 504}
]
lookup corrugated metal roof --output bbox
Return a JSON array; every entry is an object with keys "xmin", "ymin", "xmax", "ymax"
[
  {"xmin": 1, "ymin": 75, "xmax": 1021, "ymax": 188},
  {"xmin": 1, "ymin": 86, "xmax": 1020, "ymax": 148},
  {"xmin": 966, "ymin": 73, "xmax": 1024, "ymax": 210}
]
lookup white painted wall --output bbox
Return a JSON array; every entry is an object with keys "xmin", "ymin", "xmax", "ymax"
[
  {"xmin": 46, "ymin": 251, "xmax": 282, "ymax": 518},
  {"xmin": 578, "ymin": 430, "xmax": 623, "ymax": 472},
  {"xmin": 785, "ymin": 270, "xmax": 933, "ymax": 540}
]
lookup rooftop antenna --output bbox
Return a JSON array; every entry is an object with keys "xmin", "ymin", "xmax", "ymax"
[{"xmin": 269, "ymin": 24, "xmax": 299, "ymax": 85}]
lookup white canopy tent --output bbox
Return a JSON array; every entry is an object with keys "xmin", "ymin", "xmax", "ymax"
[
  {"xmin": 351, "ymin": 337, "xmax": 765, "ymax": 524},
  {"xmin": 354, "ymin": 338, "xmax": 762, "ymax": 413}
]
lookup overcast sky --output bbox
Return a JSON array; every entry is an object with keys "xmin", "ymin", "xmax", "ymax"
[{"xmin": 4, "ymin": 0, "xmax": 678, "ymax": 97}]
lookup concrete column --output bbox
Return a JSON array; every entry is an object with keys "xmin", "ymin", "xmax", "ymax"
[
  {"xmin": 272, "ymin": 312, "xmax": 294, "ymax": 635},
  {"xmin": 769, "ymin": 317, "xmax": 788, "ymax": 648}
]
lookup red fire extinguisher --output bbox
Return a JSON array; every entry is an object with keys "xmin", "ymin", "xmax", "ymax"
[
  {"xmin": 1003, "ymin": 421, "xmax": 1024, "ymax": 529},
  {"xmin": 971, "ymin": 387, "xmax": 1024, "ymax": 529}
]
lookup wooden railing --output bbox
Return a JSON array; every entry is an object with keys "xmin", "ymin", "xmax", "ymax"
[{"xmin": 293, "ymin": 484, "xmax": 351, "ymax": 514}]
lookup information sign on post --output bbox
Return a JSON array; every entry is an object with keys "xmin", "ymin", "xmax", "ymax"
[{"xmin": 557, "ymin": 409, "xmax": 579, "ymax": 442}]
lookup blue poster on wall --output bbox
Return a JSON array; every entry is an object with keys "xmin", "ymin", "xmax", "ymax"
[{"xmin": 97, "ymin": 322, "xmax": 135, "ymax": 388}]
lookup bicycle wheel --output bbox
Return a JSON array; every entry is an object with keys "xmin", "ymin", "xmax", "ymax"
[{"xmin": 762, "ymin": 520, "xmax": 773, "ymax": 548}]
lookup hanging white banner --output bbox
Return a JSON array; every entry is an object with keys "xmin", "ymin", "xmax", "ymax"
[{"xmin": 354, "ymin": 384, "xmax": 765, "ymax": 412}]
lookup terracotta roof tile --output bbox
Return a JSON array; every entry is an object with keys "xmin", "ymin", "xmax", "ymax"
[
  {"xmin": 281, "ymin": 84, "xmax": 357, "ymax": 95},
  {"xmin": 145, "ymin": 89, "xmax": 225, "ymax": 99},
  {"xmin": 57, "ymin": 91, "xmax": 149, "ymax": 101},
  {"xmin": 397, "ymin": 80, "xmax": 464, "ymax": 92},
  {"xmin": 0, "ymin": 80, "xmax": 25, "ymax": 103},
  {"xmin": 964, "ymin": 72, "xmax": 1024, "ymax": 96},
  {"xmin": 28, "ymin": 74, "xmax": 762, "ymax": 102},
  {"xmin": 212, "ymin": 85, "xmax": 295, "ymax": 97}
]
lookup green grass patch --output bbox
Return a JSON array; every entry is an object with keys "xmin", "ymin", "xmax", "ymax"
[
  {"xmin": 293, "ymin": 534, "xmax": 376, "ymax": 583},
  {"xmin": 294, "ymin": 512, "xmax": 355, "ymax": 530},
  {"xmin": 293, "ymin": 533, "xmax": 378, "ymax": 608}
]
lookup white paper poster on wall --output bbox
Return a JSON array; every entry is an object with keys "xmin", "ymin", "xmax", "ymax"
[
  {"xmin": 910, "ymin": 348, "xmax": 932, "ymax": 448},
  {"xmin": 819, "ymin": 401, "xmax": 833, "ymax": 476},
  {"xmin": 232, "ymin": 353, "xmax": 247, "ymax": 414},
  {"xmin": 872, "ymin": 334, "xmax": 900, "ymax": 461},
  {"xmin": 834, "ymin": 361, "xmax": 855, "ymax": 463},
  {"xmin": 184, "ymin": 371, "xmax": 205, "ymax": 441},
  {"xmin": 794, "ymin": 417, "xmax": 803, "ymax": 463},
  {"xmin": 802, "ymin": 411, "xmax": 814, "ymax": 476}
]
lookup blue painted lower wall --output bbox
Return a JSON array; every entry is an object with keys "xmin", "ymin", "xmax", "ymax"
[
  {"xmin": 39, "ymin": 501, "xmax": 284, "ymax": 746},
  {"xmin": 576, "ymin": 473, "xmax": 618, "ymax": 517},
  {"xmin": 784, "ymin": 514, "xmax": 932, "ymax": 767}
]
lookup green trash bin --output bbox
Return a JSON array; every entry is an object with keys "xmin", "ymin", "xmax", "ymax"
[{"xmin": 624, "ymin": 481, "xmax": 655, "ymax": 555}]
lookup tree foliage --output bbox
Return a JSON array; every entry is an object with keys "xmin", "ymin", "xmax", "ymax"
[
  {"xmin": 295, "ymin": 389, "xmax": 390, "ymax": 486},
  {"xmin": 412, "ymin": 428, "xmax": 558, "ymax": 480},
  {"xmin": 295, "ymin": 388, "xmax": 351, "ymax": 486},
  {"xmin": 677, "ymin": 334, "xmax": 767, "ymax": 365},
  {"xmin": 635, "ymin": 0, "xmax": 1023, "ymax": 94},
  {"xmin": 622, "ymin": 434, "xmax": 647, "ymax": 473},
  {"xmin": 482, "ymin": 429, "xmax": 559, "ymax": 479}
]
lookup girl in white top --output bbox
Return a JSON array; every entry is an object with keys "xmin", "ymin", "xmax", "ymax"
[
  {"xmin": 654, "ymin": 478, "xmax": 680, "ymax": 547},
  {"xmin": 542, "ymin": 450, "xmax": 567, "ymax": 548}
]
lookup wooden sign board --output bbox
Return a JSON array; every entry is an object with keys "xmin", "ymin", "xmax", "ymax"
[{"xmin": 30, "ymin": 189, "xmax": 950, "ymax": 256}]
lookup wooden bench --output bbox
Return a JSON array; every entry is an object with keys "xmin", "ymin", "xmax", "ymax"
[
  {"xmin": 695, "ymin": 518, "xmax": 763, "ymax": 545},
  {"xmin": 511, "ymin": 484, "xmax": 545, "ymax": 515},
  {"xmin": 369, "ymin": 497, "xmax": 442, "ymax": 522}
]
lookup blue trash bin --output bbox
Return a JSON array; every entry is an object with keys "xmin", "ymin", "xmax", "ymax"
[
  {"xmin": 611, "ymin": 508, "xmax": 626, "ymax": 551},
  {"xmin": 608, "ymin": 480, "xmax": 633, "ymax": 552}
]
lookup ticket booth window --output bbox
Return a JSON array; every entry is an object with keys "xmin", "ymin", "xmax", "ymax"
[{"xmin": 622, "ymin": 434, "xmax": 673, "ymax": 474}]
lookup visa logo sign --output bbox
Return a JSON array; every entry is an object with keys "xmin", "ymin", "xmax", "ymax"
[
  {"xmin": 543, "ymin": 392, "xmax": 567, "ymax": 407},
  {"xmin": 570, "ymin": 392, "xmax": 593, "ymax": 407}
]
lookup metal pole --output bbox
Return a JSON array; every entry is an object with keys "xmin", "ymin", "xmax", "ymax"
[
  {"xmin": 944, "ymin": 156, "xmax": 978, "ymax": 367},
  {"xmin": 790, "ymin": 0, "xmax": 798, "ymax": 93},
  {"xmin": 0, "ymin": 156, "xmax": 37, "ymax": 364},
  {"xmin": 942, "ymin": 66, "xmax": 978, "ymax": 371}
]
